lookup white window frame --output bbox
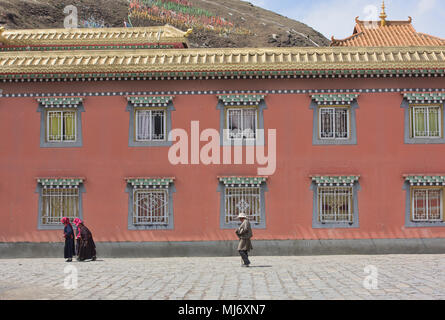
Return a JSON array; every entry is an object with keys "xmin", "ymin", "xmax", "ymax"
[
  {"xmin": 46, "ymin": 110, "xmax": 77, "ymax": 142},
  {"xmin": 319, "ymin": 106, "xmax": 350, "ymax": 140},
  {"xmin": 411, "ymin": 105, "xmax": 442, "ymax": 138},
  {"xmin": 225, "ymin": 107, "xmax": 258, "ymax": 141},
  {"xmin": 133, "ymin": 189, "xmax": 169, "ymax": 226},
  {"xmin": 318, "ymin": 186, "xmax": 353, "ymax": 223},
  {"xmin": 135, "ymin": 108, "xmax": 167, "ymax": 142},
  {"xmin": 411, "ymin": 188, "xmax": 443, "ymax": 222},
  {"xmin": 41, "ymin": 187, "xmax": 80, "ymax": 226},
  {"xmin": 224, "ymin": 186, "xmax": 261, "ymax": 224}
]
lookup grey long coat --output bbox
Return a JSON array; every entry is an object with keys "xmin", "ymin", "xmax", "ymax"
[{"xmin": 236, "ymin": 219, "xmax": 253, "ymax": 251}]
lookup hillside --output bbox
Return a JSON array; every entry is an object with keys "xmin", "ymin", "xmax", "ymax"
[{"xmin": 0, "ymin": 0, "xmax": 330, "ymax": 48}]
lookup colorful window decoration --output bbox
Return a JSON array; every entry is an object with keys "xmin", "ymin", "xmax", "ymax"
[{"xmin": 127, "ymin": 0, "xmax": 251, "ymax": 35}]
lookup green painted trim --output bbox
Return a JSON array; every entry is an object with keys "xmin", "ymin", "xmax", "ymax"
[
  {"xmin": 37, "ymin": 97, "xmax": 83, "ymax": 106},
  {"xmin": 403, "ymin": 93, "xmax": 445, "ymax": 103},
  {"xmin": 218, "ymin": 177, "xmax": 267, "ymax": 185},
  {"xmin": 312, "ymin": 94, "xmax": 360, "ymax": 104},
  {"xmin": 218, "ymin": 94, "xmax": 266, "ymax": 105},
  {"xmin": 405, "ymin": 176, "xmax": 445, "ymax": 185},
  {"xmin": 126, "ymin": 178, "xmax": 174, "ymax": 186},
  {"xmin": 311, "ymin": 176, "xmax": 360, "ymax": 185},
  {"xmin": 127, "ymin": 96, "xmax": 174, "ymax": 106},
  {"xmin": 37, "ymin": 178, "xmax": 84, "ymax": 186}
]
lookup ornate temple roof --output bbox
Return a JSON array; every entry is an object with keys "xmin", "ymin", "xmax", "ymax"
[
  {"xmin": 331, "ymin": 2, "xmax": 445, "ymax": 47},
  {"xmin": 0, "ymin": 25, "xmax": 190, "ymax": 50},
  {"xmin": 0, "ymin": 46, "xmax": 443, "ymax": 80}
]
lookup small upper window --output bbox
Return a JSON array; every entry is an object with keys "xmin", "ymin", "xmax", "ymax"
[
  {"xmin": 226, "ymin": 107, "xmax": 258, "ymax": 141},
  {"xmin": 135, "ymin": 108, "xmax": 167, "ymax": 142},
  {"xmin": 410, "ymin": 105, "xmax": 442, "ymax": 138},
  {"xmin": 311, "ymin": 94, "xmax": 359, "ymax": 145},
  {"xmin": 402, "ymin": 93, "xmax": 445, "ymax": 144},
  {"xmin": 319, "ymin": 107, "xmax": 350, "ymax": 140},
  {"xmin": 126, "ymin": 96, "xmax": 174, "ymax": 147},
  {"xmin": 47, "ymin": 110, "xmax": 77, "ymax": 142},
  {"xmin": 37, "ymin": 97, "xmax": 84, "ymax": 148}
]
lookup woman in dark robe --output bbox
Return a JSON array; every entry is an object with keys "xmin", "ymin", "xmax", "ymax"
[
  {"xmin": 73, "ymin": 218, "xmax": 82, "ymax": 260},
  {"xmin": 77, "ymin": 221, "xmax": 97, "ymax": 261},
  {"xmin": 61, "ymin": 217, "xmax": 75, "ymax": 262}
]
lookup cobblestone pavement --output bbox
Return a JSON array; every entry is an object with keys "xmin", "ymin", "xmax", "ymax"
[{"xmin": 0, "ymin": 255, "xmax": 444, "ymax": 300}]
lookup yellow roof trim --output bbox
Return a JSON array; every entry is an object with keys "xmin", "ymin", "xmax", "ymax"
[
  {"xmin": 0, "ymin": 25, "xmax": 188, "ymax": 46},
  {"xmin": 0, "ymin": 46, "xmax": 444, "ymax": 74}
]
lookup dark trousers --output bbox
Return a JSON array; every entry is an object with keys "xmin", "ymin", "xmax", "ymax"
[{"xmin": 239, "ymin": 250, "xmax": 250, "ymax": 265}]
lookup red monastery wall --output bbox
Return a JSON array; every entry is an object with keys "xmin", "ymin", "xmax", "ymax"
[{"xmin": 0, "ymin": 77, "xmax": 444, "ymax": 243}]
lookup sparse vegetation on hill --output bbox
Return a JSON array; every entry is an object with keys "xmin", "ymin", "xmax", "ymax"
[{"xmin": 0, "ymin": 0, "xmax": 330, "ymax": 48}]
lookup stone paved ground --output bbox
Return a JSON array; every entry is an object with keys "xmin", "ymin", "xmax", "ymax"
[{"xmin": 0, "ymin": 255, "xmax": 444, "ymax": 300}]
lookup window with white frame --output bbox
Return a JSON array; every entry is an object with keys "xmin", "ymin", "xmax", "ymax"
[
  {"xmin": 224, "ymin": 186, "xmax": 261, "ymax": 224},
  {"xmin": 46, "ymin": 110, "xmax": 77, "ymax": 142},
  {"xmin": 319, "ymin": 107, "xmax": 350, "ymax": 139},
  {"xmin": 133, "ymin": 189, "xmax": 169, "ymax": 226},
  {"xmin": 317, "ymin": 186, "xmax": 353, "ymax": 223},
  {"xmin": 411, "ymin": 105, "xmax": 442, "ymax": 138},
  {"xmin": 226, "ymin": 107, "xmax": 258, "ymax": 140},
  {"xmin": 411, "ymin": 188, "xmax": 443, "ymax": 222},
  {"xmin": 135, "ymin": 109, "xmax": 166, "ymax": 142}
]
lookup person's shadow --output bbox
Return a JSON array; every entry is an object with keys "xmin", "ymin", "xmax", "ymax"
[{"xmin": 247, "ymin": 265, "xmax": 272, "ymax": 268}]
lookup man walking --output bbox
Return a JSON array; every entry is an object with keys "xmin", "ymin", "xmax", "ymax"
[{"xmin": 235, "ymin": 212, "xmax": 253, "ymax": 267}]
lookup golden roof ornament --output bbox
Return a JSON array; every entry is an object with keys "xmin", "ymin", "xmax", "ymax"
[
  {"xmin": 184, "ymin": 28, "xmax": 193, "ymax": 38},
  {"xmin": 0, "ymin": 26, "xmax": 7, "ymax": 44},
  {"xmin": 380, "ymin": 1, "xmax": 388, "ymax": 27}
]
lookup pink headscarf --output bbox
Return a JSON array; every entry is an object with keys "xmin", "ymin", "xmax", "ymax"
[
  {"xmin": 73, "ymin": 218, "xmax": 83, "ymax": 227},
  {"xmin": 61, "ymin": 217, "xmax": 71, "ymax": 226},
  {"xmin": 61, "ymin": 217, "xmax": 73, "ymax": 238},
  {"xmin": 73, "ymin": 218, "xmax": 83, "ymax": 239}
]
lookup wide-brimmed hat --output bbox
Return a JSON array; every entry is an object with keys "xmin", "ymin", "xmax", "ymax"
[{"xmin": 237, "ymin": 212, "xmax": 248, "ymax": 219}]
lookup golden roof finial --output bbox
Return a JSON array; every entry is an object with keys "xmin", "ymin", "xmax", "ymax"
[
  {"xmin": 380, "ymin": 1, "xmax": 388, "ymax": 26},
  {"xmin": 0, "ymin": 26, "xmax": 7, "ymax": 45},
  {"xmin": 184, "ymin": 28, "xmax": 193, "ymax": 38}
]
